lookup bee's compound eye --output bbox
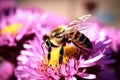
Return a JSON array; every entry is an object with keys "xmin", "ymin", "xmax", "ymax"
[
  {"xmin": 46, "ymin": 39, "xmax": 48, "ymax": 42},
  {"xmin": 43, "ymin": 35, "xmax": 49, "ymax": 41}
]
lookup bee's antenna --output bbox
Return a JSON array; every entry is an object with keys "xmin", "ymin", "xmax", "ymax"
[{"xmin": 41, "ymin": 42, "xmax": 45, "ymax": 54}]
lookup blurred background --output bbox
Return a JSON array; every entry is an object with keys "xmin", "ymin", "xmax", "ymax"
[
  {"xmin": 1, "ymin": 0, "xmax": 120, "ymax": 27},
  {"xmin": 17, "ymin": 0, "xmax": 120, "ymax": 28}
]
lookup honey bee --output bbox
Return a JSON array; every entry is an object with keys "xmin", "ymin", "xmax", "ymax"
[{"xmin": 42, "ymin": 15, "xmax": 93, "ymax": 64}]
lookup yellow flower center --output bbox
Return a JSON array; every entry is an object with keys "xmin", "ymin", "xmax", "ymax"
[
  {"xmin": 1, "ymin": 23, "xmax": 23, "ymax": 37},
  {"xmin": 44, "ymin": 44, "xmax": 79, "ymax": 69}
]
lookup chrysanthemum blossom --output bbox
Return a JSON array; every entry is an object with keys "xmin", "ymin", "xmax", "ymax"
[
  {"xmin": 15, "ymin": 19, "xmax": 115, "ymax": 80},
  {"xmin": 0, "ymin": 8, "xmax": 69, "ymax": 46}
]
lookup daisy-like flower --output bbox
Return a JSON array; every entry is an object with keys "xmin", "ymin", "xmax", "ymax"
[
  {"xmin": 15, "ymin": 17, "xmax": 115, "ymax": 80},
  {"xmin": 0, "ymin": 8, "xmax": 69, "ymax": 46}
]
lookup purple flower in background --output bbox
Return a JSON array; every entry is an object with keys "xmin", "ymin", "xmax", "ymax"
[
  {"xmin": 98, "ymin": 27, "xmax": 120, "ymax": 80},
  {"xmin": 0, "ymin": 8, "xmax": 69, "ymax": 46},
  {"xmin": 103, "ymin": 27, "xmax": 120, "ymax": 52},
  {"xmin": 0, "ymin": 0, "xmax": 17, "ymax": 16},
  {"xmin": 85, "ymin": 19, "xmax": 120, "ymax": 52},
  {"xmin": 0, "ymin": 8, "xmax": 69, "ymax": 80},
  {"xmin": 15, "ymin": 17, "xmax": 114, "ymax": 80}
]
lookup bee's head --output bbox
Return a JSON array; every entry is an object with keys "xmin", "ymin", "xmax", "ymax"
[
  {"xmin": 43, "ymin": 34, "xmax": 59, "ymax": 47},
  {"xmin": 43, "ymin": 34, "xmax": 50, "ymax": 42}
]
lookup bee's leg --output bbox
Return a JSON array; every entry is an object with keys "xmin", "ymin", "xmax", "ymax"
[
  {"xmin": 59, "ymin": 45, "xmax": 64, "ymax": 64},
  {"xmin": 47, "ymin": 47, "xmax": 51, "ymax": 60}
]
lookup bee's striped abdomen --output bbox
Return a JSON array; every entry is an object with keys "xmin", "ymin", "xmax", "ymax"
[
  {"xmin": 83, "ymin": 37, "xmax": 92, "ymax": 49},
  {"xmin": 73, "ymin": 31, "xmax": 80, "ymax": 40},
  {"xmin": 66, "ymin": 31, "xmax": 92, "ymax": 49},
  {"xmin": 78, "ymin": 33, "xmax": 92, "ymax": 49}
]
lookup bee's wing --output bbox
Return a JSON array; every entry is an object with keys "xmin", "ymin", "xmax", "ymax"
[
  {"xmin": 68, "ymin": 14, "xmax": 92, "ymax": 27},
  {"xmin": 57, "ymin": 14, "xmax": 92, "ymax": 37}
]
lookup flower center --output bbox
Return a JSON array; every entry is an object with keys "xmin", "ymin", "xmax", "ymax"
[
  {"xmin": 1, "ymin": 23, "xmax": 23, "ymax": 36},
  {"xmin": 43, "ymin": 44, "xmax": 79, "ymax": 69}
]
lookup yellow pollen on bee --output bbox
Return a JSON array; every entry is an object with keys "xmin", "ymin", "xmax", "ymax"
[
  {"xmin": 43, "ymin": 44, "xmax": 79, "ymax": 69},
  {"xmin": 1, "ymin": 23, "xmax": 23, "ymax": 36},
  {"xmin": 57, "ymin": 25, "xmax": 66, "ymax": 28}
]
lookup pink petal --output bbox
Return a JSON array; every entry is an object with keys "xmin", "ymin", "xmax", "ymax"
[
  {"xmin": 84, "ymin": 53, "xmax": 104, "ymax": 64},
  {"xmin": 17, "ymin": 55, "xmax": 28, "ymax": 64},
  {"xmin": 68, "ymin": 58, "xmax": 74, "ymax": 67},
  {"xmin": 60, "ymin": 65, "xmax": 68, "ymax": 76},
  {"xmin": 65, "ymin": 76, "xmax": 77, "ymax": 80},
  {"xmin": 78, "ymin": 54, "xmax": 104, "ymax": 68},
  {"xmin": 21, "ymin": 50, "xmax": 34, "ymax": 56},
  {"xmin": 79, "ymin": 62, "xmax": 96, "ymax": 68},
  {"xmin": 69, "ymin": 67, "xmax": 77, "ymax": 76},
  {"xmin": 23, "ymin": 44, "xmax": 32, "ymax": 49},
  {"xmin": 78, "ymin": 73, "xmax": 96, "ymax": 79},
  {"xmin": 47, "ymin": 68, "xmax": 59, "ymax": 80}
]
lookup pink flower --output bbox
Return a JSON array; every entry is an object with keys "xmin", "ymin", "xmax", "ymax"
[
  {"xmin": 0, "ymin": 8, "xmax": 69, "ymax": 46},
  {"xmin": 0, "ymin": 8, "xmax": 69, "ymax": 80},
  {"xmin": 15, "ymin": 17, "xmax": 114, "ymax": 80}
]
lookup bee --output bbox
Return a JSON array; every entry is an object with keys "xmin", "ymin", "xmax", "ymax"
[{"xmin": 42, "ymin": 15, "xmax": 93, "ymax": 64}]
